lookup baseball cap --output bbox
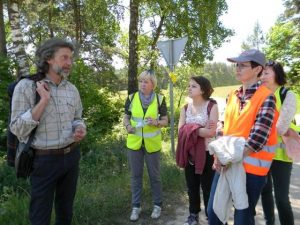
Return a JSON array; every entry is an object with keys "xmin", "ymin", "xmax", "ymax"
[{"xmin": 227, "ymin": 49, "xmax": 266, "ymax": 66}]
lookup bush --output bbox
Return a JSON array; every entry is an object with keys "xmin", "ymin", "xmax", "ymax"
[
  {"xmin": 70, "ymin": 60, "xmax": 123, "ymax": 153},
  {"xmin": 0, "ymin": 55, "xmax": 15, "ymax": 152},
  {"xmin": 0, "ymin": 155, "xmax": 31, "ymax": 225},
  {"xmin": 0, "ymin": 186, "xmax": 30, "ymax": 225}
]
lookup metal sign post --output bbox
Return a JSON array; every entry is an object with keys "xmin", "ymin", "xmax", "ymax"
[{"xmin": 157, "ymin": 37, "xmax": 188, "ymax": 155}]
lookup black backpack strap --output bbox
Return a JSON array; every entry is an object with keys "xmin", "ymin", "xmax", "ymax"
[{"xmin": 279, "ymin": 86, "xmax": 288, "ymax": 104}]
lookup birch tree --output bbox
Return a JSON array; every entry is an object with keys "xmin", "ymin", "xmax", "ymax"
[
  {"xmin": 0, "ymin": 0, "xmax": 7, "ymax": 56},
  {"xmin": 8, "ymin": 0, "xmax": 29, "ymax": 77}
]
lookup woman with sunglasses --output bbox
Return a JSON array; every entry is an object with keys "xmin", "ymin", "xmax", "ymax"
[
  {"xmin": 123, "ymin": 70, "xmax": 168, "ymax": 222},
  {"xmin": 260, "ymin": 61, "xmax": 297, "ymax": 225}
]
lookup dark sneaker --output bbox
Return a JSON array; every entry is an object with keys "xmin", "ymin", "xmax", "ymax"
[{"xmin": 183, "ymin": 213, "xmax": 199, "ymax": 225}]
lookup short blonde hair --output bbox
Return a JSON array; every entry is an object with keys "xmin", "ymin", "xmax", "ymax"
[{"xmin": 138, "ymin": 70, "xmax": 157, "ymax": 89}]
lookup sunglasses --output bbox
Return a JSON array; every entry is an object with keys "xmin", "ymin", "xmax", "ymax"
[{"xmin": 265, "ymin": 60, "xmax": 276, "ymax": 66}]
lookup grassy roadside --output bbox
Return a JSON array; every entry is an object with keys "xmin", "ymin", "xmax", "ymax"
[
  {"xmin": 0, "ymin": 130, "xmax": 186, "ymax": 225},
  {"xmin": 73, "ymin": 138, "xmax": 187, "ymax": 225},
  {"xmin": 1, "ymin": 85, "xmax": 298, "ymax": 225}
]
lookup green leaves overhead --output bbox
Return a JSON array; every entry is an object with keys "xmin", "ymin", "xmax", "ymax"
[
  {"xmin": 139, "ymin": 0, "xmax": 233, "ymax": 66},
  {"xmin": 264, "ymin": 0, "xmax": 300, "ymax": 90}
]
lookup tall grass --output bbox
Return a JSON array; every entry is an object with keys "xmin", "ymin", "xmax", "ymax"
[{"xmin": 0, "ymin": 126, "xmax": 186, "ymax": 225}]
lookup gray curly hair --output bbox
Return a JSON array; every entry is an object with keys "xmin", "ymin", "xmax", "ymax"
[{"xmin": 36, "ymin": 38, "xmax": 74, "ymax": 74}]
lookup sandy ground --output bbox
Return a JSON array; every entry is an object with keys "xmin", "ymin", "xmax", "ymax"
[
  {"xmin": 164, "ymin": 162, "xmax": 300, "ymax": 225},
  {"xmin": 126, "ymin": 163, "xmax": 300, "ymax": 225},
  {"xmin": 126, "ymin": 98, "xmax": 300, "ymax": 225},
  {"xmin": 165, "ymin": 98, "xmax": 300, "ymax": 225}
]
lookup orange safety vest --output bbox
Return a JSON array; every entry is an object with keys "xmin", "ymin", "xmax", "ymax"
[{"xmin": 223, "ymin": 85, "xmax": 279, "ymax": 176}]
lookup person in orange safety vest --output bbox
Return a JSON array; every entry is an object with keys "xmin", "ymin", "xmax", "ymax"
[{"xmin": 207, "ymin": 49, "xmax": 278, "ymax": 225}]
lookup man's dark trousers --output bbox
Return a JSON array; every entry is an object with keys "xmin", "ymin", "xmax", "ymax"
[{"xmin": 29, "ymin": 146, "xmax": 80, "ymax": 225}]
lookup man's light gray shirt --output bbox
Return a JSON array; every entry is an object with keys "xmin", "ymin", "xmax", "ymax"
[{"xmin": 10, "ymin": 77, "xmax": 86, "ymax": 149}]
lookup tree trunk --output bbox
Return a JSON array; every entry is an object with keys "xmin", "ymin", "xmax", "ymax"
[
  {"xmin": 72, "ymin": 0, "xmax": 82, "ymax": 44},
  {"xmin": 128, "ymin": 0, "xmax": 139, "ymax": 95},
  {"xmin": 150, "ymin": 15, "xmax": 165, "ymax": 69},
  {"xmin": 48, "ymin": 0, "xmax": 54, "ymax": 38},
  {"xmin": 0, "ymin": 0, "xmax": 7, "ymax": 56},
  {"xmin": 8, "ymin": 0, "xmax": 29, "ymax": 78}
]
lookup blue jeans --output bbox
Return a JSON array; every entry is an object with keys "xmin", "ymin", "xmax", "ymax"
[
  {"xmin": 207, "ymin": 172, "xmax": 267, "ymax": 225},
  {"xmin": 261, "ymin": 160, "xmax": 294, "ymax": 225}
]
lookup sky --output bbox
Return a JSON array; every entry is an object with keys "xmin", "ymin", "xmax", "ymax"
[
  {"xmin": 212, "ymin": 0, "xmax": 285, "ymax": 63},
  {"xmin": 114, "ymin": 0, "xmax": 285, "ymax": 68}
]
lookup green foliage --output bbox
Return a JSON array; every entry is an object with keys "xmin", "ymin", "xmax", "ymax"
[
  {"xmin": 0, "ymin": 127, "xmax": 186, "ymax": 225},
  {"xmin": 0, "ymin": 156, "xmax": 31, "ymax": 225},
  {"xmin": 71, "ymin": 130, "xmax": 184, "ymax": 224},
  {"xmin": 169, "ymin": 63, "xmax": 238, "ymax": 110},
  {"xmin": 264, "ymin": 21, "xmax": 300, "ymax": 90},
  {"xmin": 0, "ymin": 158, "xmax": 30, "ymax": 195},
  {"xmin": 73, "ymin": 131, "xmax": 129, "ymax": 224},
  {"xmin": 0, "ymin": 55, "xmax": 15, "ymax": 151},
  {"xmin": 0, "ymin": 186, "xmax": 30, "ymax": 225},
  {"xmin": 69, "ymin": 60, "xmax": 123, "ymax": 152},
  {"xmin": 141, "ymin": 0, "xmax": 233, "ymax": 66}
]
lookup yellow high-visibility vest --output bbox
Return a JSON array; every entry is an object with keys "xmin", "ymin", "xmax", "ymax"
[
  {"xmin": 273, "ymin": 87, "xmax": 299, "ymax": 162},
  {"xmin": 126, "ymin": 92, "xmax": 162, "ymax": 153}
]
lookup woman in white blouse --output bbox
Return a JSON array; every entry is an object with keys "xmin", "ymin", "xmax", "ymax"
[
  {"xmin": 260, "ymin": 60, "xmax": 297, "ymax": 225},
  {"xmin": 177, "ymin": 76, "xmax": 218, "ymax": 225}
]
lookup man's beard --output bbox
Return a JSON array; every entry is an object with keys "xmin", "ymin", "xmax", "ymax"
[{"xmin": 53, "ymin": 65, "xmax": 70, "ymax": 79}]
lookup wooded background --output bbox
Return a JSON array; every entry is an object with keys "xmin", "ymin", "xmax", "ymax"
[
  {"xmin": 0, "ymin": 1, "xmax": 299, "ymax": 223},
  {"xmin": 0, "ymin": 0, "xmax": 298, "ymax": 149}
]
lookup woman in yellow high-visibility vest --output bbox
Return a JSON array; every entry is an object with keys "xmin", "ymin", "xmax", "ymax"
[
  {"xmin": 123, "ymin": 70, "xmax": 168, "ymax": 222},
  {"xmin": 260, "ymin": 61, "xmax": 298, "ymax": 225}
]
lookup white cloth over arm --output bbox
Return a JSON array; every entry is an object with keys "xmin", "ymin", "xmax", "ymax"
[{"xmin": 208, "ymin": 136, "xmax": 248, "ymax": 224}]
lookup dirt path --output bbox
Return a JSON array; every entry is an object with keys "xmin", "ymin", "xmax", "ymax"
[
  {"xmin": 165, "ymin": 162, "xmax": 300, "ymax": 225},
  {"xmin": 125, "ymin": 162, "xmax": 300, "ymax": 225},
  {"xmin": 125, "ymin": 103, "xmax": 300, "ymax": 224}
]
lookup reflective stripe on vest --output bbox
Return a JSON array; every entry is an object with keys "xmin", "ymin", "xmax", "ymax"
[
  {"xmin": 243, "ymin": 145, "xmax": 277, "ymax": 176},
  {"xmin": 126, "ymin": 92, "xmax": 162, "ymax": 153},
  {"xmin": 130, "ymin": 116, "xmax": 161, "ymax": 138},
  {"xmin": 135, "ymin": 130, "xmax": 161, "ymax": 138},
  {"xmin": 224, "ymin": 86, "xmax": 278, "ymax": 176}
]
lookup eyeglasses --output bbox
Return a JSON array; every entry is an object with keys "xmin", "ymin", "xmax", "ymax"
[{"xmin": 235, "ymin": 63, "xmax": 252, "ymax": 70}]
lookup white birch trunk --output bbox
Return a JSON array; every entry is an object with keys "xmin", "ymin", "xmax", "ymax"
[{"xmin": 8, "ymin": 1, "xmax": 29, "ymax": 78}]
